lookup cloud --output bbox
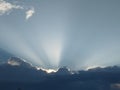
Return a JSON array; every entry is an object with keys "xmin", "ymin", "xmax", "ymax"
[
  {"xmin": 0, "ymin": 0, "xmax": 35, "ymax": 20},
  {"xmin": 0, "ymin": 0, "xmax": 23, "ymax": 15},
  {"xmin": 26, "ymin": 7, "xmax": 35, "ymax": 20}
]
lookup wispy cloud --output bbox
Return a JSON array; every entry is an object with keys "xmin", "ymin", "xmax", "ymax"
[
  {"xmin": 26, "ymin": 7, "xmax": 35, "ymax": 20},
  {"xmin": 0, "ymin": 0, "xmax": 23, "ymax": 15}
]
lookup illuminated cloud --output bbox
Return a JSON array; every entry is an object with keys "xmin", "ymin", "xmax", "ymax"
[
  {"xmin": 26, "ymin": 8, "xmax": 35, "ymax": 20},
  {"xmin": 0, "ymin": 0, "xmax": 23, "ymax": 15},
  {"xmin": 0, "ymin": 0, "xmax": 35, "ymax": 19},
  {"xmin": 37, "ymin": 67, "xmax": 57, "ymax": 73}
]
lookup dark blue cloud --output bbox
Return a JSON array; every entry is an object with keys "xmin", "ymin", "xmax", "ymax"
[{"xmin": 0, "ymin": 56, "xmax": 120, "ymax": 90}]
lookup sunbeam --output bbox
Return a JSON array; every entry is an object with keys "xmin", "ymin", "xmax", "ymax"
[{"xmin": 0, "ymin": 0, "xmax": 120, "ymax": 70}]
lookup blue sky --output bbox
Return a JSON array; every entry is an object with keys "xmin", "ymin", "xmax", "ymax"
[{"xmin": 0, "ymin": 0, "xmax": 120, "ymax": 70}]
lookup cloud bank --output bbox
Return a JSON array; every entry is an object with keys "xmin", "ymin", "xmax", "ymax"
[{"xmin": 0, "ymin": 58, "xmax": 120, "ymax": 90}]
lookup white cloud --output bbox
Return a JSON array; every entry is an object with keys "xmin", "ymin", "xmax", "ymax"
[
  {"xmin": 0, "ymin": 0, "xmax": 35, "ymax": 20},
  {"xmin": 26, "ymin": 7, "xmax": 35, "ymax": 20},
  {"xmin": 0, "ymin": 0, "xmax": 23, "ymax": 15}
]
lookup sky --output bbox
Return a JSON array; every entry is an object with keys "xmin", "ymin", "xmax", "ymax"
[{"xmin": 0, "ymin": 0, "xmax": 120, "ymax": 70}]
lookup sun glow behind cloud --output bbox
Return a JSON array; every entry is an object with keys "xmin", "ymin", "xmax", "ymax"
[
  {"xmin": 0, "ymin": 0, "xmax": 120, "ymax": 70},
  {"xmin": 37, "ymin": 67, "xmax": 57, "ymax": 73}
]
